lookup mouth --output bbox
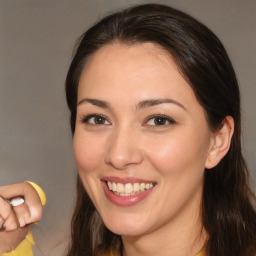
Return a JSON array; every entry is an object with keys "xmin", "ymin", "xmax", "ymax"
[
  {"xmin": 101, "ymin": 177, "xmax": 157, "ymax": 206},
  {"xmin": 106, "ymin": 181, "xmax": 155, "ymax": 196}
]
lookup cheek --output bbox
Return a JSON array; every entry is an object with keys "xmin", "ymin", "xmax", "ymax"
[
  {"xmin": 73, "ymin": 130, "xmax": 105, "ymax": 174},
  {"xmin": 145, "ymin": 131, "xmax": 210, "ymax": 177},
  {"xmin": 73, "ymin": 130, "xmax": 107, "ymax": 203}
]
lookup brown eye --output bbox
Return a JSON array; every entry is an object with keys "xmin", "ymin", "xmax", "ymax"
[
  {"xmin": 146, "ymin": 115, "xmax": 175, "ymax": 126},
  {"xmin": 93, "ymin": 116, "xmax": 106, "ymax": 124},
  {"xmin": 154, "ymin": 117, "xmax": 167, "ymax": 125},
  {"xmin": 81, "ymin": 114, "xmax": 110, "ymax": 125}
]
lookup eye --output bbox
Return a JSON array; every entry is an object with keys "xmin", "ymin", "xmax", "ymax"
[
  {"xmin": 81, "ymin": 114, "xmax": 110, "ymax": 125},
  {"xmin": 145, "ymin": 114, "xmax": 175, "ymax": 126}
]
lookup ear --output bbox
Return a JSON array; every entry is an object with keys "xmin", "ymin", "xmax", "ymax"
[{"xmin": 205, "ymin": 116, "xmax": 234, "ymax": 169}]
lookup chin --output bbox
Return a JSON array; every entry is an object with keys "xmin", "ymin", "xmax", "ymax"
[
  {"xmin": 103, "ymin": 216, "xmax": 150, "ymax": 237},
  {"xmin": 108, "ymin": 226, "xmax": 145, "ymax": 237}
]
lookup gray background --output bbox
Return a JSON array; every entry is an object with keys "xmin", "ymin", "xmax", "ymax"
[{"xmin": 0, "ymin": 0, "xmax": 255, "ymax": 255}]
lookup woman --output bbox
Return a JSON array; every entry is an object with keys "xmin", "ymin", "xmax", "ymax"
[{"xmin": 1, "ymin": 3, "xmax": 256, "ymax": 256}]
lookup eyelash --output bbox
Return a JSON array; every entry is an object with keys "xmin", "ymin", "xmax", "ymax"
[
  {"xmin": 80, "ymin": 114, "xmax": 175, "ymax": 127},
  {"xmin": 80, "ymin": 114, "xmax": 110, "ymax": 125},
  {"xmin": 144, "ymin": 114, "xmax": 175, "ymax": 126}
]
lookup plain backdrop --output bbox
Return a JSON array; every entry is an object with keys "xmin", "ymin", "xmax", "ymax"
[{"xmin": 0, "ymin": 0, "xmax": 255, "ymax": 255}]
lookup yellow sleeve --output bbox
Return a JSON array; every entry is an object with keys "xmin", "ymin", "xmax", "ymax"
[
  {"xmin": 25, "ymin": 181, "xmax": 46, "ymax": 206},
  {"xmin": 2, "ymin": 231, "xmax": 34, "ymax": 256},
  {"xmin": 1, "ymin": 182, "xmax": 46, "ymax": 256}
]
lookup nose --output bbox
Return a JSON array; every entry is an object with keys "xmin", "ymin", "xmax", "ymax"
[{"xmin": 104, "ymin": 128, "xmax": 144, "ymax": 170}]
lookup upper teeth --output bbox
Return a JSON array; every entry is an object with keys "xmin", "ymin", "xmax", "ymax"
[{"xmin": 107, "ymin": 181, "xmax": 154, "ymax": 195}]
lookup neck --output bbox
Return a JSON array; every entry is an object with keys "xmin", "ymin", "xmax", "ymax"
[{"xmin": 121, "ymin": 193, "xmax": 207, "ymax": 256}]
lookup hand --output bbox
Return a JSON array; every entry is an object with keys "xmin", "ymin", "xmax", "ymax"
[
  {"xmin": 0, "ymin": 182, "xmax": 43, "ymax": 253},
  {"xmin": 0, "ymin": 225, "xmax": 29, "ymax": 254}
]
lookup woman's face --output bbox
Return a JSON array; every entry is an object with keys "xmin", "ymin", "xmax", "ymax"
[{"xmin": 73, "ymin": 43, "xmax": 214, "ymax": 237}]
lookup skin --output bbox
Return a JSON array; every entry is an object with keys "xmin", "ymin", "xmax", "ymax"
[
  {"xmin": 0, "ymin": 226, "xmax": 29, "ymax": 254},
  {"xmin": 73, "ymin": 42, "xmax": 233, "ymax": 256},
  {"xmin": 0, "ymin": 182, "xmax": 43, "ymax": 253}
]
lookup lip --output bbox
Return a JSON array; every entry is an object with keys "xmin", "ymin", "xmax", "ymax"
[
  {"xmin": 101, "ymin": 176, "xmax": 156, "ymax": 184},
  {"xmin": 101, "ymin": 177, "xmax": 157, "ymax": 207}
]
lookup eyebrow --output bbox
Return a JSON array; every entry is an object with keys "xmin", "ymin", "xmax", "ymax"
[
  {"xmin": 136, "ymin": 98, "xmax": 187, "ymax": 111},
  {"xmin": 77, "ymin": 98, "xmax": 110, "ymax": 108},
  {"xmin": 77, "ymin": 97, "xmax": 187, "ymax": 111}
]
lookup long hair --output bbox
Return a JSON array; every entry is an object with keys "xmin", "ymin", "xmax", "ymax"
[{"xmin": 65, "ymin": 4, "xmax": 256, "ymax": 256}]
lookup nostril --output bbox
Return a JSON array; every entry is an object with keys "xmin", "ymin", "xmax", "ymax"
[
  {"xmin": 104, "ymin": 148, "xmax": 144, "ymax": 170},
  {"xmin": 104, "ymin": 131, "xmax": 144, "ymax": 169}
]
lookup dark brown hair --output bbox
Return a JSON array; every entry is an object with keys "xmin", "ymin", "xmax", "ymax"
[{"xmin": 65, "ymin": 4, "xmax": 256, "ymax": 256}]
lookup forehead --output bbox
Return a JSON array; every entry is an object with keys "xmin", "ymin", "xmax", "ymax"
[
  {"xmin": 77, "ymin": 42, "xmax": 197, "ymax": 110},
  {"xmin": 79, "ymin": 42, "xmax": 180, "ymax": 84},
  {"xmin": 90, "ymin": 42, "xmax": 175, "ymax": 65}
]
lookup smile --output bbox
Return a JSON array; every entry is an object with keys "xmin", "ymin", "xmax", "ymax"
[
  {"xmin": 102, "ymin": 177, "xmax": 157, "ymax": 206},
  {"xmin": 107, "ymin": 181, "xmax": 154, "ymax": 196}
]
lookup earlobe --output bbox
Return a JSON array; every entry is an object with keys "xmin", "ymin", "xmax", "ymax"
[{"xmin": 205, "ymin": 116, "xmax": 234, "ymax": 169}]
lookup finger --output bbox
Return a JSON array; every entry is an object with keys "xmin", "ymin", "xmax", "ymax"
[
  {"xmin": 0, "ymin": 201, "xmax": 19, "ymax": 232},
  {"xmin": 0, "ymin": 216, "xmax": 4, "ymax": 231},
  {"xmin": 3, "ymin": 213, "xmax": 19, "ymax": 231},
  {"xmin": 0, "ymin": 182, "xmax": 35, "ymax": 201},
  {"xmin": 0, "ymin": 196, "xmax": 13, "ymax": 220},
  {"xmin": 0, "ymin": 196, "xmax": 30, "ymax": 231},
  {"xmin": 0, "ymin": 182, "xmax": 43, "ymax": 223},
  {"xmin": 23, "ymin": 182, "xmax": 43, "ymax": 223},
  {"xmin": 13, "ymin": 203, "xmax": 31, "ymax": 227}
]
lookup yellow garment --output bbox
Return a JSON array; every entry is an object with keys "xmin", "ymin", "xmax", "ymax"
[
  {"xmin": 196, "ymin": 249, "xmax": 205, "ymax": 256},
  {"xmin": 26, "ymin": 181, "xmax": 46, "ymax": 206},
  {"xmin": 2, "ymin": 181, "xmax": 46, "ymax": 256},
  {"xmin": 2, "ymin": 231, "xmax": 34, "ymax": 256}
]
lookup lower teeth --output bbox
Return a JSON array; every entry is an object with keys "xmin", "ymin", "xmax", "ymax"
[{"xmin": 113, "ymin": 190, "xmax": 149, "ymax": 196}]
